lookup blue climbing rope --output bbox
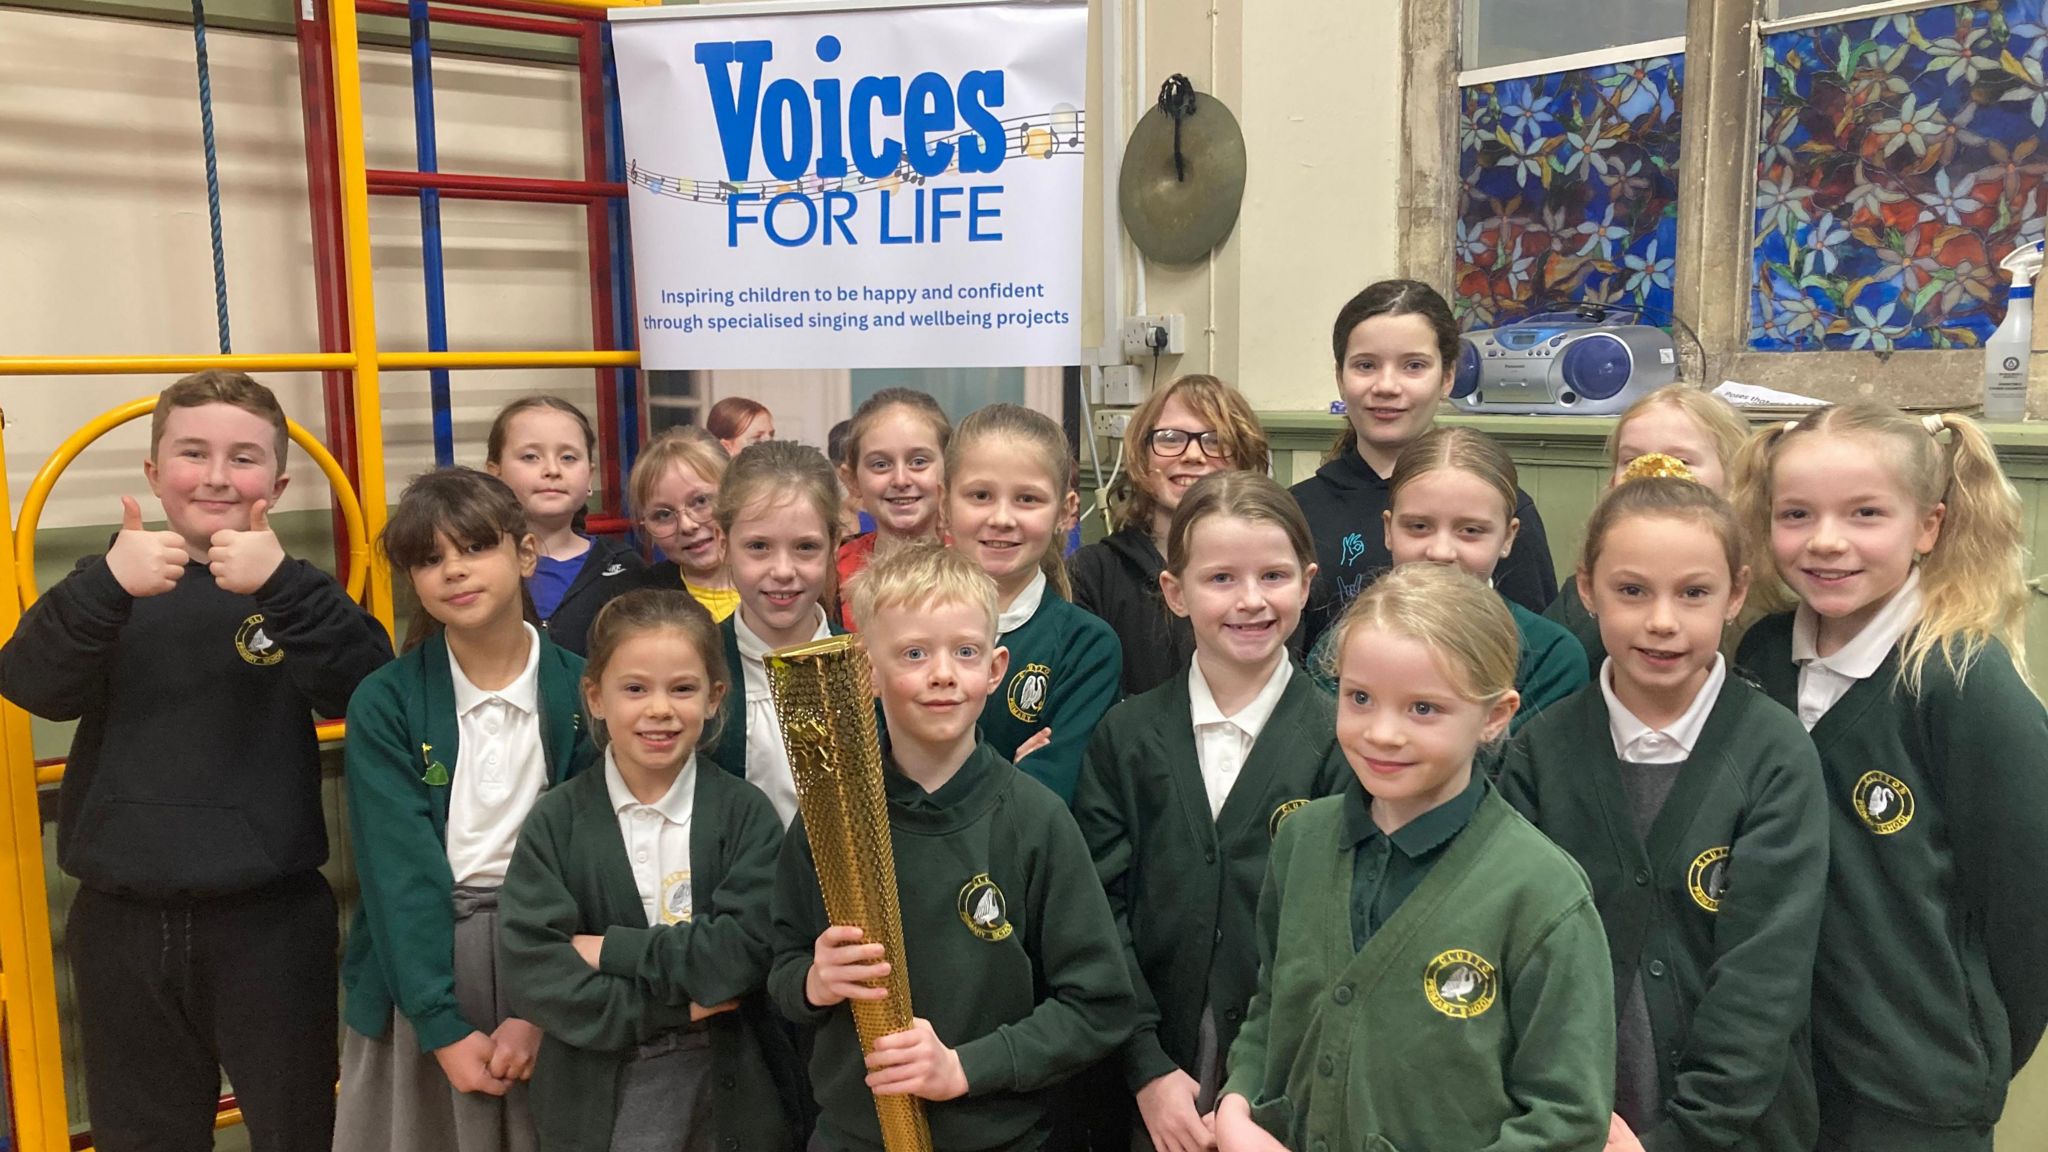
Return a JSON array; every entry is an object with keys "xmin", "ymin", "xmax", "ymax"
[{"xmin": 191, "ymin": 0, "xmax": 231, "ymax": 354}]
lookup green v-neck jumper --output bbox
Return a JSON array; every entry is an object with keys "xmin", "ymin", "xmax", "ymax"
[
  {"xmin": 498, "ymin": 757, "xmax": 801, "ymax": 1152},
  {"xmin": 1497, "ymin": 674, "xmax": 1828, "ymax": 1151},
  {"xmin": 1738, "ymin": 614, "xmax": 2048, "ymax": 1151},
  {"xmin": 1222, "ymin": 785, "xmax": 1615, "ymax": 1152},
  {"xmin": 1071, "ymin": 665, "xmax": 1348, "ymax": 1092}
]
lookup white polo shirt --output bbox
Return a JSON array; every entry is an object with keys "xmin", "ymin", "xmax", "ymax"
[
  {"xmin": 1188, "ymin": 654, "xmax": 1293, "ymax": 819},
  {"xmin": 734, "ymin": 606, "xmax": 833, "ymax": 828},
  {"xmin": 1601, "ymin": 654, "xmax": 1726, "ymax": 764},
  {"xmin": 1790, "ymin": 570, "xmax": 1923, "ymax": 731},
  {"xmin": 604, "ymin": 747, "xmax": 698, "ymax": 926},
  {"xmin": 445, "ymin": 623, "xmax": 547, "ymax": 887}
]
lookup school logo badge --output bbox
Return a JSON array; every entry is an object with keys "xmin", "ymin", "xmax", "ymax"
[
  {"xmin": 1424, "ymin": 949, "xmax": 1497, "ymax": 1019},
  {"xmin": 1268, "ymin": 798, "xmax": 1310, "ymax": 839},
  {"xmin": 1853, "ymin": 771, "xmax": 1915, "ymax": 835},
  {"xmin": 661, "ymin": 870, "xmax": 693, "ymax": 924},
  {"xmin": 956, "ymin": 873, "xmax": 1013, "ymax": 941},
  {"xmin": 1007, "ymin": 663, "xmax": 1051, "ymax": 723},
  {"xmin": 1687, "ymin": 846, "xmax": 1731, "ymax": 913},
  {"xmin": 234, "ymin": 613, "xmax": 283, "ymax": 666}
]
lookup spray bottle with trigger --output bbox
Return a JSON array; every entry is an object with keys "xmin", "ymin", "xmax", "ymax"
[{"xmin": 1985, "ymin": 238, "xmax": 2044, "ymax": 421}]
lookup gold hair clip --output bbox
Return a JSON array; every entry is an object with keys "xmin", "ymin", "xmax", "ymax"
[{"xmin": 1619, "ymin": 452, "xmax": 1695, "ymax": 482}]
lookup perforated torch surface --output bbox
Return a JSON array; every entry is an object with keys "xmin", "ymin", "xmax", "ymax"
[{"xmin": 767, "ymin": 635, "xmax": 933, "ymax": 1152}]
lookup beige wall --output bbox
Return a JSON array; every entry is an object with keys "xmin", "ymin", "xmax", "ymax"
[
  {"xmin": 1087, "ymin": 0, "xmax": 1403, "ymax": 411},
  {"xmin": 0, "ymin": 8, "xmax": 598, "ymax": 530}
]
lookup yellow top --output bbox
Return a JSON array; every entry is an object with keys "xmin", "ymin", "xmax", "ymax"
[{"xmin": 686, "ymin": 581, "xmax": 741, "ymax": 623}]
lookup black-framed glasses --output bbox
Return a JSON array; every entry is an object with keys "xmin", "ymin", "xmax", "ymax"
[{"xmin": 1147, "ymin": 427, "xmax": 1226, "ymax": 459}]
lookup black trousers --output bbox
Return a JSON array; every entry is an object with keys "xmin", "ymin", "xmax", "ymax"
[{"xmin": 67, "ymin": 870, "xmax": 338, "ymax": 1152}]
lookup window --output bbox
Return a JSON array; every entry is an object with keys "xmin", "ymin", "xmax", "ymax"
[{"xmin": 1461, "ymin": 0, "xmax": 1688, "ymax": 71}]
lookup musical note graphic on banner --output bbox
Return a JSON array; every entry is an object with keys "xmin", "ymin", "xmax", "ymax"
[{"xmin": 624, "ymin": 108, "xmax": 1088, "ymax": 206}]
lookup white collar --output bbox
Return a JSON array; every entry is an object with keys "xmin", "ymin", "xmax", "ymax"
[
  {"xmin": 996, "ymin": 570, "xmax": 1048, "ymax": 635},
  {"xmin": 603, "ymin": 746, "xmax": 697, "ymax": 824},
  {"xmin": 1791, "ymin": 569, "xmax": 1923, "ymax": 679},
  {"xmin": 734, "ymin": 605, "xmax": 831, "ymax": 663},
  {"xmin": 449, "ymin": 623, "xmax": 541, "ymax": 717},
  {"xmin": 1189, "ymin": 652, "xmax": 1294, "ymax": 733},
  {"xmin": 1600, "ymin": 653, "xmax": 1725, "ymax": 758}
]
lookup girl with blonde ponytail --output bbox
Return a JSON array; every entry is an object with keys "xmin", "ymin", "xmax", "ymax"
[{"xmin": 1733, "ymin": 401, "xmax": 2047, "ymax": 1152}]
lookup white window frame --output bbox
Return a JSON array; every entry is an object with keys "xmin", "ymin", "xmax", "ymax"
[
  {"xmin": 1759, "ymin": 0, "xmax": 1949, "ymax": 34},
  {"xmin": 1457, "ymin": 36, "xmax": 1687, "ymax": 87}
]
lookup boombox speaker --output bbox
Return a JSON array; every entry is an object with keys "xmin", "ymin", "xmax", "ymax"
[{"xmin": 1450, "ymin": 311, "xmax": 1677, "ymax": 415}]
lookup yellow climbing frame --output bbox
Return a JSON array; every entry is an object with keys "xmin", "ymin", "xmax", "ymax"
[{"xmin": 0, "ymin": 0, "xmax": 656, "ymax": 1145}]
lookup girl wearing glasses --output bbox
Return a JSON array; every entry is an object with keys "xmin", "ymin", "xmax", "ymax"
[
  {"xmin": 1293, "ymin": 280, "xmax": 1558, "ymax": 655},
  {"xmin": 629, "ymin": 427, "xmax": 739, "ymax": 622},
  {"xmin": 1072, "ymin": 374, "xmax": 1286, "ymax": 697}
]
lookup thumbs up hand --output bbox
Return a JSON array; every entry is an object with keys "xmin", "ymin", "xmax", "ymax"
[
  {"xmin": 105, "ymin": 497, "xmax": 192, "ymax": 598},
  {"xmin": 208, "ymin": 499, "xmax": 286, "ymax": 595}
]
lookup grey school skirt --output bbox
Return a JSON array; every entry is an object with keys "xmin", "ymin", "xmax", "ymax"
[{"xmin": 333, "ymin": 886, "xmax": 537, "ymax": 1152}]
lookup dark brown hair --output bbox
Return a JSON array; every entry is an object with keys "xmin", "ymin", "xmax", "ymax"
[
  {"xmin": 582, "ymin": 588, "xmax": 730, "ymax": 750},
  {"xmin": 487, "ymin": 395, "xmax": 597, "ymax": 464},
  {"xmin": 1581, "ymin": 475, "xmax": 1744, "ymax": 585},
  {"xmin": 381, "ymin": 467, "xmax": 537, "ymax": 650},
  {"xmin": 152, "ymin": 370, "xmax": 290, "ymax": 468},
  {"xmin": 1327, "ymin": 280, "xmax": 1460, "ymax": 460}
]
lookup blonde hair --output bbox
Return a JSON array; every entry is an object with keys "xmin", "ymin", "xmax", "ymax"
[
  {"xmin": 1734, "ymin": 402, "xmax": 2028, "ymax": 693},
  {"xmin": 947, "ymin": 403, "xmax": 1077, "ymax": 600},
  {"xmin": 1389, "ymin": 426, "xmax": 1518, "ymax": 522},
  {"xmin": 1114, "ymin": 374, "xmax": 1271, "ymax": 532},
  {"xmin": 1324, "ymin": 563, "xmax": 1518, "ymax": 704},
  {"xmin": 715, "ymin": 440, "xmax": 842, "ymax": 545},
  {"xmin": 848, "ymin": 540, "xmax": 998, "ymax": 639},
  {"xmin": 628, "ymin": 425, "xmax": 729, "ymax": 518},
  {"xmin": 1608, "ymin": 385, "xmax": 1750, "ymax": 483},
  {"xmin": 1164, "ymin": 471, "xmax": 1315, "ymax": 577}
]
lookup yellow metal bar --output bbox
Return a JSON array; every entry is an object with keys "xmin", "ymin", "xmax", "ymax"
[
  {"xmin": 378, "ymin": 349, "xmax": 641, "ymax": 370},
  {"xmin": 13, "ymin": 399, "xmax": 372, "ymax": 608},
  {"xmin": 0, "ymin": 417, "xmax": 80, "ymax": 1152},
  {"xmin": 0, "ymin": 353, "xmax": 356, "ymax": 377},
  {"xmin": 330, "ymin": 0, "xmax": 398, "ymax": 641},
  {"xmin": 35, "ymin": 720, "xmax": 346, "ymax": 787}
]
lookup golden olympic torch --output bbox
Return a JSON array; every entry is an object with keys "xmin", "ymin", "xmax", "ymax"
[{"xmin": 766, "ymin": 635, "xmax": 933, "ymax": 1152}]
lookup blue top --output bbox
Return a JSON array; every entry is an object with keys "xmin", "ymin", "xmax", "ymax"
[{"xmin": 531, "ymin": 544, "xmax": 590, "ymax": 622}]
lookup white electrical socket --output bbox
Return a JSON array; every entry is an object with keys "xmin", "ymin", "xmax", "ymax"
[
  {"xmin": 1099, "ymin": 364, "xmax": 1144, "ymax": 405},
  {"xmin": 1120, "ymin": 314, "xmax": 1186, "ymax": 359},
  {"xmin": 1092, "ymin": 410, "xmax": 1133, "ymax": 438}
]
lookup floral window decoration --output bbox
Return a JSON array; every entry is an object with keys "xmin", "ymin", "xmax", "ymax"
[
  {"xmin": 1750, "ymin": 0, "xmax": 2048, "ymax": 351},
  {"xmin": 1454, "ymin": 55, "xmax": 1685, "ymax": 332}
]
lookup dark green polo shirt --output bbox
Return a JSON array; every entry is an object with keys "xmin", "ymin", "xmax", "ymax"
[{"xmin": 1343, "ymin": 769, "xmax": 1487, "ymax": 950}]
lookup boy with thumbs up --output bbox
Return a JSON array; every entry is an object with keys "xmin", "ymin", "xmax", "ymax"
[{"xmin": 0, "ymin": 371, "xmax": 392, "ymax": 1152}]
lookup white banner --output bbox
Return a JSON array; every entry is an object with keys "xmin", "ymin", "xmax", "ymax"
[{"xmin": 610, "ymin": 0, "xmax": 1087, "ymax": 370}]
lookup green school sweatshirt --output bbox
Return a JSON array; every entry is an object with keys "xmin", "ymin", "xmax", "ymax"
[
  {"xmin": 978, "ymin": 591, "xmax": 1123, "ymax": 803},
  {"xmin": 1308, "ymin": 595, "xmax": 1588, "ymax": 733},
  {"xmin": 340, "ymin": 630, "xmax": 595, "ymax": 1052},
  {"xmin": 1738, "ymin": 615, "xmax": 2048, "ymax": 1151},
  {"xmin": 1497, "ymin": 674, "xmax": 1828, "ymax": 1152},
  {"xmin": 1222, "ymin": 785, "xmax": 1615, "ymax": 1152},
  {"xmin": 498, "ymin": 756, "xmax": 801, "ymax": 1152},
  {"xmin": 1071, "ymin": 665, "xmax": 1349, "ymax": 1093},
  {"xmin": 768, "ymin": 743, "xmax": 1135, "ymax": 1152},
  {"xmin": 1545, "ymin": 578, "xmax": 1606, "ymax": 679}
]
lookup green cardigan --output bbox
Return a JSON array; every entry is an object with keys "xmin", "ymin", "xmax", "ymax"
[
  {"xmin": 1544, "ymin": 578, "xmax": 1606, "ymax": 679},
  {"xmin": 1739, "ymin": 615, "xmax": 2048, "ymax": 1151},
  {"xmin": 710, "ymin": 610, "xmax": 845, "ymax": 792},
  {"xmin": 1309, "ymin": 594, "xmax": 1588, "ymax": 732},
  {"xmin": 1222, "ymin": 785, "xmax": 1614, "ymax": 1152},
  {"xmin": 978, "ymin": 591, "xmax": 1123, "ymax": 803},
  {"xmin": 1497, "ymin": 673, "xmax": 1828, "ymax": 1152},
  {"xmin": 498, "ymin": 757, "xmax": 800, "ymax": 1152},
  {"xmin": 340, "ymin": 630, "xmax": 596, "ymax": 1051},
  {"xmin": 1071, "ymin": 664, "xmax": 1348, "ymax": 1093}
]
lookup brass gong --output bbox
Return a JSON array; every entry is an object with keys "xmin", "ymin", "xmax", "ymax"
[{"xmin": 1118, "ymin": 75, "xmax": 1248, "ymax": 265}]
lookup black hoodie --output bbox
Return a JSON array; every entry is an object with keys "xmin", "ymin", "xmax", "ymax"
[
  {"xmin": 536, "ymin": 533, "xmax": 651, "ymax": 657},
  {"xmin": 1291, "ymin": 447, "xmax": 1557, "ymax": 654},
  {"xmin": 1070, "ymin": 527, "xmax": 1304, "ymax": 697}
]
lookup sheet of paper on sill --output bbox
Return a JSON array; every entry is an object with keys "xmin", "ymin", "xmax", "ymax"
[{"xmin": 1712, "ymin": 381, "xmax": 1826, "ymax": 410}]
